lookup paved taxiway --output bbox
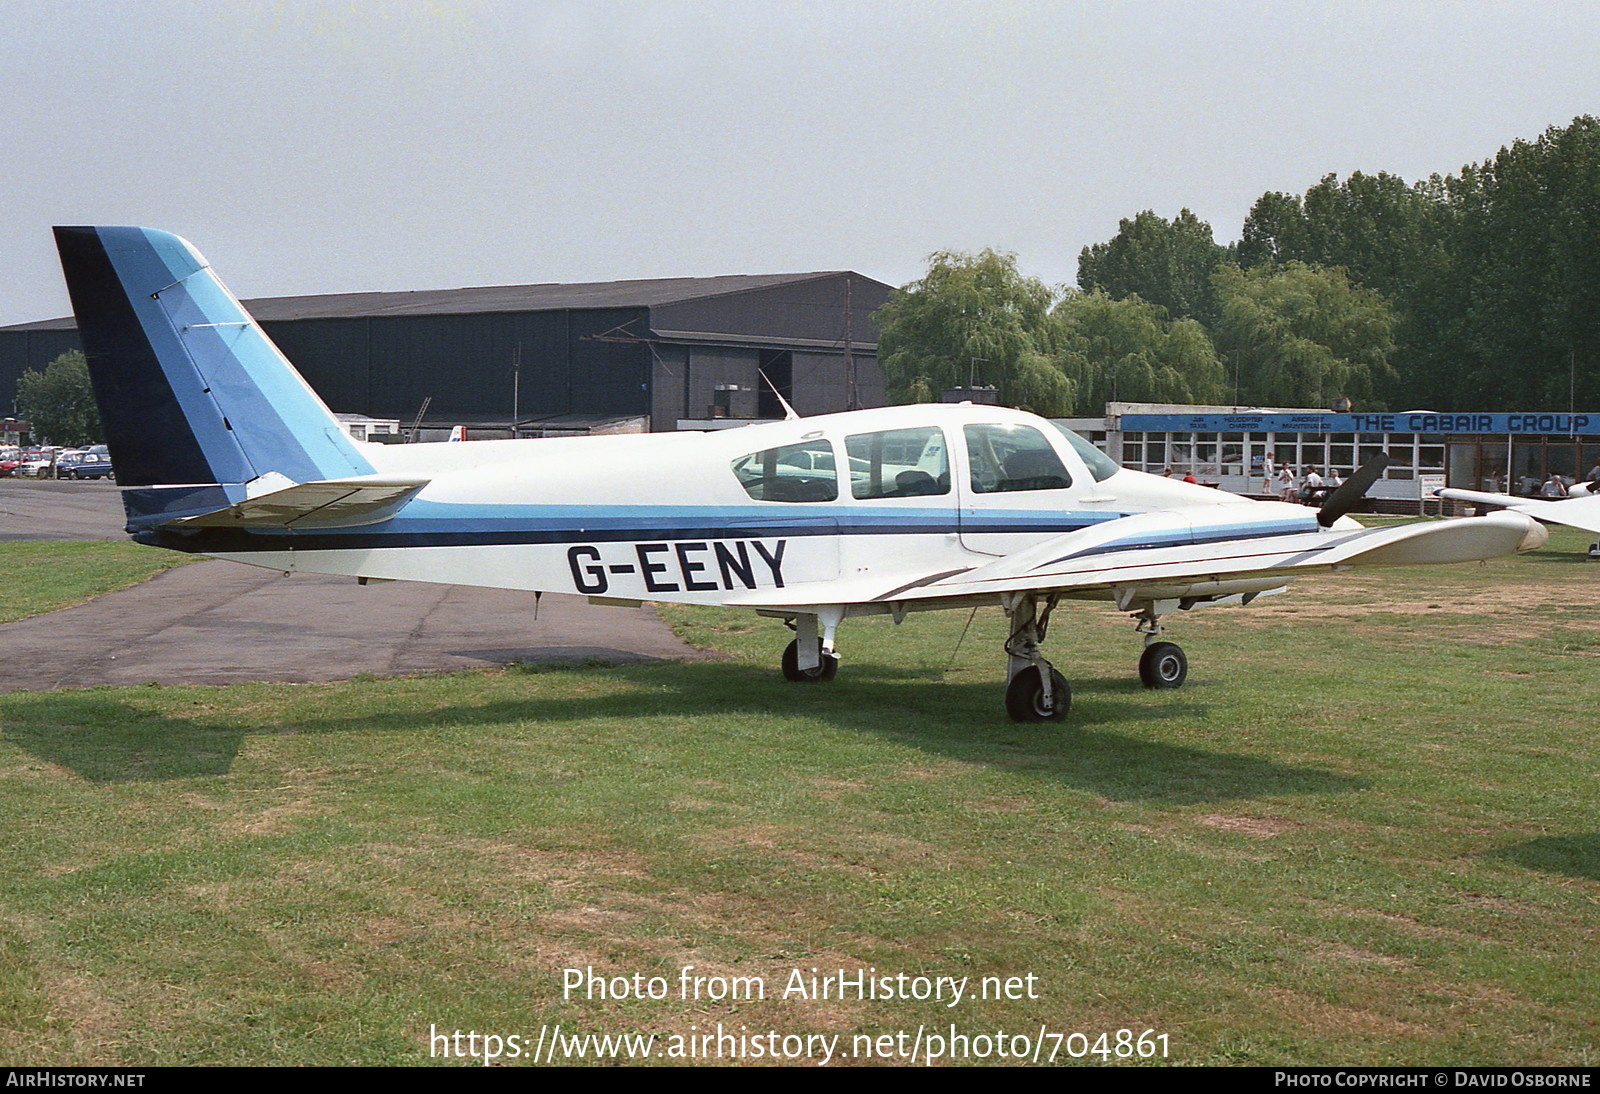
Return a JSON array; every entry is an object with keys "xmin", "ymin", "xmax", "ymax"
[{"xmin": 0, "ymin": 480, "xmax": 713, "ymax": 691}]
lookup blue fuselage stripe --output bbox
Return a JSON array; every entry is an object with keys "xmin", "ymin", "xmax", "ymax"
[
  {"xmin": 142, "ymin": 506, "xmax": 1128, "ymax": 553},
  {"xmin": 138, "ymin": 503, "xmax": 1325, "ymax": 561}
]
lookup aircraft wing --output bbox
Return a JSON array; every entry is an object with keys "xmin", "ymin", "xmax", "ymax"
[
  {"xmin": 724, "ymin": 509, "xmax": 1545, "ymax": 610},
  {"xmin": 1437, "ymin": 488, "xmax": 1600, "ymax": 535},
  {"xmin": 168, "ymin": 475, "xmax": 430, "ymax": 529}
]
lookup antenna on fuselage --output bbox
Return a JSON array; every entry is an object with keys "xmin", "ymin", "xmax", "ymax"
[{"xmin": 759, "ymin": 369, "xmax": 800, "ymax": 421}]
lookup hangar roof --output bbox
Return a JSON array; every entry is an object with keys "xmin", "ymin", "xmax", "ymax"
[{"xmin": 4, "ymin": 271, "xmax": 882, "ymax": 331}]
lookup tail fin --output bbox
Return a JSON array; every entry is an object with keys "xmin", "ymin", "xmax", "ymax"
[{"xmin": 53, "ymin": 227, "xmax": 374, "ymax": 528}]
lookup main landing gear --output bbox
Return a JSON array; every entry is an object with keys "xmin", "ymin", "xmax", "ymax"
[
  {"xmin": 782, "ymin": 637, "xmax": 838, "ymax": 682},
  {"xmin": 780, "ymin": 610, "xmax": 840, "ymax": 683},
  {"xmin": 997, "ymin": 595, "xmax": 1191, "ymax": 723},
  {"xmin": 774, "ymin": 598, "xmax": 1190, "ymax": 723},
  {"xmin": 1002, "ymin": 594, "xmax": 1069, "ymax": 722}
]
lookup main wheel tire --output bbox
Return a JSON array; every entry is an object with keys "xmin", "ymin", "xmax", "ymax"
[
  {"xmin": 1004, "ymin": 665, "xmax": 1071, "ymax": 722},
  {"xmin": 781, "ymin": 638, "xmax": 838, "ymax": 682},
  {"xmin": 1139, "ymin": 641, "xmax": 1187, "ymax": 689}
]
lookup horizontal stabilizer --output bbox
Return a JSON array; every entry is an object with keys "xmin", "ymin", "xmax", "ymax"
[{"xmin": 169, "ymin": 476, "xmax": 429, "ymax": 529}]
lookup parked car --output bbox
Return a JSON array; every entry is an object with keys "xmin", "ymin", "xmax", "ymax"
[
  {"xmin": 0, "ymin": 458, "xmax": 18, "ymax": 477},
  {"xmin": 54, "ymin": 450, "xmax": 115, "ymax": 480}
]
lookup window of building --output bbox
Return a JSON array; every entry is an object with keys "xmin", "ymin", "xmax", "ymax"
[
  {"xmin": 1220, "ymin": 432, "xmax": 1244, "ymax": 475},
  {"xmin": 1298, "ymin": 437, "xmax": 1330, "ymax": 472}
]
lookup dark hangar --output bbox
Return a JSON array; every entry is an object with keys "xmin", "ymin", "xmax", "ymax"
[{"xmin": 0, "ymin": 269, "xmax": 892, "ymax": 436}]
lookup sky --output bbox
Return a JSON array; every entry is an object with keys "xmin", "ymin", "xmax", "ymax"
[{"xmin": 3, "ymin": 0, "xmax": 1598, "ymax": 327}]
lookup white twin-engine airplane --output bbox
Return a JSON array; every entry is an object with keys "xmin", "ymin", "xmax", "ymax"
[{"xmin": 55, "ymin": 226, "xmax": 1549, "ymax": 722}]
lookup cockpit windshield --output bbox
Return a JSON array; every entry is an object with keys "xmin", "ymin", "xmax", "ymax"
[{"xmin": 1050, "ymin": 423, "xmax": 1120, "ymax": 482}]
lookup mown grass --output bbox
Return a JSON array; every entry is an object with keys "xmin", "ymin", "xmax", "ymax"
[
  {"xmin": 0, "ymin": 541, "xmax": 194, "ymax": 624},
  {"xmin": 0, "ymin": 526, "xmax": 1596, "ymax": 1066}
]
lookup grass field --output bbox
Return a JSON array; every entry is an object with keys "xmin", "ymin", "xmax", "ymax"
[
  {"xmin": 0, "ymin": 541, "xmax": 193, "ymax": 624},
  {"xmin": 0, "ymin": 527, "xmax": 1596, "ymax": 1066}
]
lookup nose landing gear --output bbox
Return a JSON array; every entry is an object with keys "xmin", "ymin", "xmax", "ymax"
[{"xmin": 1133, "ymin": 605, "xmax": 1187, "ymax": 689}]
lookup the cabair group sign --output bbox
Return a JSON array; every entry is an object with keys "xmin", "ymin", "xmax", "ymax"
[{"xmin": 1120, "ymin": 413, "xmax": 1600, "ymax": 435}]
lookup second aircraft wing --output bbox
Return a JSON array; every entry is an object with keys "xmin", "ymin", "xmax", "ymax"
[{"xmin": 723, "ymin": 508, "xmax": 1546, "ymax": 610}]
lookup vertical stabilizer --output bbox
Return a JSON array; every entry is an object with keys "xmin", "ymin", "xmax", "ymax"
[{"xmin": 54, "ymin": 227, "xmax": 374, "ymax": 526}]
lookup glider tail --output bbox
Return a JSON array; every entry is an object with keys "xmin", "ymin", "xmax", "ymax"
[{"xmin": 53, "ymin": 226, "xmax": 375, "ymax": 531}]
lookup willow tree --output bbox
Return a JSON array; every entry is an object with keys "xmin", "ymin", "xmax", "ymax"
[
  {"xmin": 1211, "ymin": 263, "xmax": 1396, "ymax": 409},
  {"xmin": 1053, "ymin": 291, "xmax": 1227, "ymax": 411},
  {"xmin": 872, "ymin": 249, "xmax": 1076, "ymax": 415}
]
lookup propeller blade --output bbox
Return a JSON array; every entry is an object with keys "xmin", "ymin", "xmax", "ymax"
[{"xmin": 1317, "ymin": 453, "xmax": 1389, "ymax": 528}]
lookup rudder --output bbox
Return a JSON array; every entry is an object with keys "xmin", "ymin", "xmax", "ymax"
[{"xmin": 54, "ymin": 226, "xmax": 374, "ymax": 527}]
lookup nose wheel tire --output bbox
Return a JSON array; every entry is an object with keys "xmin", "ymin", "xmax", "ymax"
[
  {"xmin": 782, "ymin": 639, "xmax": 839, "ymax": 682},
  {"xmin": 1139, "ymin": 641, "xmax": 1187, "ymax": 689},
  {"xmin": 1004, "ymin": 665, "xmax": 1071, "ymax": 722}
]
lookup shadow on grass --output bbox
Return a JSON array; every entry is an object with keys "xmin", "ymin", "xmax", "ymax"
[
  {"xmin": 1493, "ymin": 834, "xmax": 1600, "ymax": 881},
  {"xmin": 1, "ymin": 691, "xmax": 243, "ymax": 782},
  {"xmin": 0, "ymin": 659, "xmax": 1363, "ymax": 804}
]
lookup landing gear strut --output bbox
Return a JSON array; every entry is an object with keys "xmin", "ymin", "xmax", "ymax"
[
  {"xmin": 780, "ymin": 611, "xmax": 840, "ymax": 683},
  {"xmin": 782, "ymin": 638, "xmax": 838, "ymax": 682},
  {"xmin": 1002, "ymin": 594, "xmax": 1070, "ymax": 722},
  {"xmin": 1133, "ymin": 605, "xmax": 1187, "ymax": 689}
]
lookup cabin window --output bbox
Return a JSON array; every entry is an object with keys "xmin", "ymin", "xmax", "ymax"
[
  {"xmin": 844, "ymin": 427, "xmax": 950, "ymax": 499},
  {"xmin": 964, "ymin": 423, "xmax": 1073, "ymax": 494},
  {"xmin": 730, "ymin": 439, "xmax": 839, "ymax": 502}
]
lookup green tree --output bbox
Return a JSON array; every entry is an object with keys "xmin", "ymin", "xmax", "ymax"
[
  {"xmin": 16, "ymin": 350, "xmax": 102, "ymax": 446},
  {"xmin": 1237, "ymin": 172, "xmax": 1448, "ymax": 408},
  {"xmin": 1236, "ymin": 190, "xmax": 1305, "ymax": 269},
  {"xmin": 1211, "ymin": 263, "xmax": 1396, "ymax": 409},
  {"xmin": 872, "ymin": 249, "xmax": 1076, "ymax": 415},
  {"xmin": 1052, "ymin": 292, "xmax": 1227, "ymax": 411},
  {"xmin": 1238, "ymin": 172, "xmax": 1440, "ymax": 305},
  {"xmin": 1406, "ymin": 116, "xmax": 1600, "ymax": 408},
  {"xmin": 1232, "ymin": 120, "xmax": 1600, "ymax": 410},
  {"xmin": 1076, "ymin": 209, "xmax": 1233, "ymax": 327}
]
